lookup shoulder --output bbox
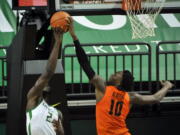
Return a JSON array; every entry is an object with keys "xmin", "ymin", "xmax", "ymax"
[
  {"xmin": 128, "ymin": 92, "xmax": 137, "ymax": 97},
  {"xmin": 91, "ymin": 75, "xmax": 105, "ymax": 84},
  {"xmin": 128, "ymin": 92, "xmax": 141, "ymax": 103},
  {"xmin": 26, "ymin": 97, "xmax": 43, "ymax": 111}
]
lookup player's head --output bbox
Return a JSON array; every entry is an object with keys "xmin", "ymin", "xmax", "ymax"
[
  {"xmin": 42, "ymin": 85, "xmax": 51, "ymax": 102},
  {"xmin": 108, "ymin": 70, "xmax": 134, "ymax": 91}
]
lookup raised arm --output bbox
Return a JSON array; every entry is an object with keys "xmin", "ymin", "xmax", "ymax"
[
  {"xmin": 26, "ymin": 28, "xmax": 64, "ymax": 110},
  {"xmin": 69, "ymin": 18, "xmax": 106, "ymax": 102},
  {"xmin": 129, "ymin": 81, "xmax": 173, "ymax": 105}
]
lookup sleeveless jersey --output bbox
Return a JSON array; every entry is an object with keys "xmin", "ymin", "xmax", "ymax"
[
  {"xmin": 26, "ymin": 100, "xmax": 59, "ymax": 135},
  {"xmin": 96, "ymin": 86, "xmax": 131, "ymax": 135}
]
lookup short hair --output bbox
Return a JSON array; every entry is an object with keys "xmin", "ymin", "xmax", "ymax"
[
  {"xmin": 42, "ymin": 85, "xmax": 51, "ymax": 98},
  {"xmin": 121, "ymin": 70, "xmax": 134, "ymax": 91}
]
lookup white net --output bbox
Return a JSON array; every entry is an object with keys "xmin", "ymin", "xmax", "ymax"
[{"xmin": 123, "ymin": 0, "xmax": 165, "ymax": 39}]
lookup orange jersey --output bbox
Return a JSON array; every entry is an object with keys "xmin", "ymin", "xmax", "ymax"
[{"xmin": 96, "ymin": 86, "xmax": 131, "ymax": 135}]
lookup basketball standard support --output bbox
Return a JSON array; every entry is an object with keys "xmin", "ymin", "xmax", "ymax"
[{"xmin": 6, "ymin": 26, "xmax": 71, "ymax": 135}]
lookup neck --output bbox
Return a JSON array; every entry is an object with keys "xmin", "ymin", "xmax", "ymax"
[{"xmin": 107, "ymin": 81, "xmax": 120, "ymax": 86}]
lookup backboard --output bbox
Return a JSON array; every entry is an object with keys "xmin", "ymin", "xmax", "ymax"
[{"xmin": 55, "ymin": 0, "xmax": 180, "ymax": 15}]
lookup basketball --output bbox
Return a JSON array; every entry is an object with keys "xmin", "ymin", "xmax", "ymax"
[{"xmin": 50, "ymin": 11, "xmax": 70, "ymax": 32}]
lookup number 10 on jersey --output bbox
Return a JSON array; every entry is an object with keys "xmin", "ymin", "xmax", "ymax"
[{"xmin": 109, "ymin": 99, "xmax": 123, "ymax": 117}]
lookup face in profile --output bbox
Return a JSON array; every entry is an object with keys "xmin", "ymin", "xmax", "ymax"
[
  {"xmin": 108, "ymin": 71, "xmax": 123, "ymax": 86},
  {"xmin": 108, "ymin": 70, "xmax": 134, "ymax": 91},
  {"xmin": 42, "ymin": 86, "xmax": 51, "ymax": 103}
]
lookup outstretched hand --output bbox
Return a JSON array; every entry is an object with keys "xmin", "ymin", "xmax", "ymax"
[
  {"xmin": 53, "ymin": 17, "xmax": 71, "ymax": 42},
  {"xmin": 68, "ymin": 16, "xmax": 78, "ymax": 41},
  {"xmin": 53, "ymin": 27, "xmax": 64, "ymax": 42},
  {"xmin": 160, "ymin": 80, "xmax": 173, "ymax": 89},
  {"xmin": 68, "ymin": 17, "xmax": 75, "ymax": 36}
]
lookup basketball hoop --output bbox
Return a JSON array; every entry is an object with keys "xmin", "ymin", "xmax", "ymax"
[
  {"xmin": 122, "ymin": 0, "xmax": 141, "ymax": 11},
  {"xmin": 122, "ymin": 0, "xmax": 165, "ymax": 39}
]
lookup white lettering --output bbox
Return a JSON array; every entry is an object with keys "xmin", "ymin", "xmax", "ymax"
[
  {"xmin": 86, "ymin": 51, "xmax": 91, "ymax": 54},
  {"xmin": 125, "ymin": 45, "xmax": 140, "ymax": 52},
  {"xmin": 73, "ymin": 15, "xmax": 127, "ymax": 30},
  {"xmin": 3, "ymin": 49, "xmax": 6, "ymax": 55},
  {"xmin": 0, "ymin": 49, "xmax": 6, "ymax": 55},
  {"xmin": 162, "ymin": 14, "xmax": 180, "ymax": 27},
  {"xmin": 72, "ymin": 14, "xmax": 180, "ymax": 30},
  {"xmin": 73, "ymin": 46, "xmax": 91, "ymax": 54},
  {"xmin": 151, "ymin": 40, "xmax": 161, "ymax": 44},
  {"xmin": 110, "ymin": 46, "xmax": 122, "ymax": 53},
  {"xmin": 0, "ymin": 44, "xmax": 7, "ymax": 55},
  {"xmin": 0, "ymin": 10, "xmax": 14, "ymax": 32},
  {"xmin": 151, "ymin": 40, "xmax": 164, "ymax": 51},
  {"xmin": 7, "ymin": 0, "xmax": 12, "ymax": 7},
  {"xmin": 93, "ymin": 46, "xmax": 107, "ymax": 53}
]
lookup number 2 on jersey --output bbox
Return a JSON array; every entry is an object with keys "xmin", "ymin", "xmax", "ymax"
[
  {"xmin": 46, "ymin": 112, "xmax": 53, "ymax": 123},
  {"xmin": 109, "ymin": 99, "xmax": 123, "ymax": 116}
]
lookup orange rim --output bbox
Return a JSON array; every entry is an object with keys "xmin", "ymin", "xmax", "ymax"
[{"xmin": 122, "ymin": 0, "xmax": 141, "ymax": 11}]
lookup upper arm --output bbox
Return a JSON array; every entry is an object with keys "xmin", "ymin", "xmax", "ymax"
[
  {"xmin": 26, "ymin": 73, "xmax": 50, "ymax": 110},
  {"xmin": 90, "ymin": 75, "xmax": 106, "ymax": 102},
  {"xmin": 91, "ymin": 75, "xmax": 106, "ymax": 93},
  {"xmin": 129, "ymin": 92, "xmax": 159, "ymax": 105},
  {"xmin": 27, "ymin": 72, "xmax": 50, "ymax": 102}
]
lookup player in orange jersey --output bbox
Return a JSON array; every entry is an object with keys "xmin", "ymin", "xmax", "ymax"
[{"xmin": 69, "ymin": 18, "xmax": 173, "ymax": 135}]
